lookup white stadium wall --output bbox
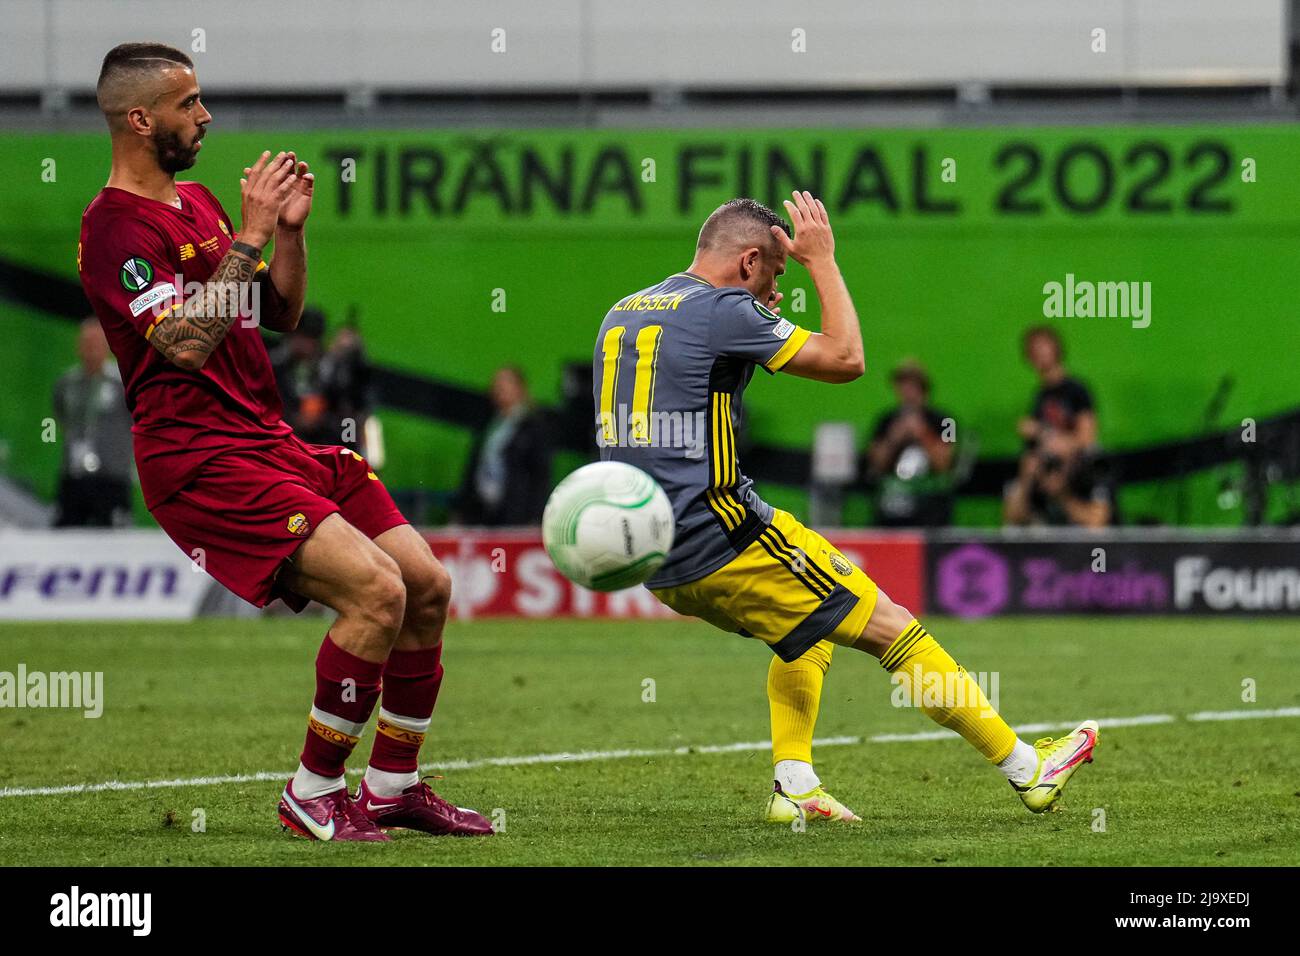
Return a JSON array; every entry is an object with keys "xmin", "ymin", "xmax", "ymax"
[{"xmin": 0, "ymin": 0, "xmax": 1286, "ymax": 95}]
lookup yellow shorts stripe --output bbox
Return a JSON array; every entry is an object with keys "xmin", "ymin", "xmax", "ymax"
[
  {"xmin": 651, "ymin": 509, "xmax": 881, "ymax": 657},
  {"xmin": 766, "ymin": 523, "xmax": 838, "ymax": 595},
  {"xmin": 756, "ymin": 528, "xmax": 829, "ymax": 600},
  {"xmin": 757, "ymin": 527, "xmax": 827, "ymax": 597}
]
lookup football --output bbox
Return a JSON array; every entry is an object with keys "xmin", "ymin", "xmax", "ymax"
[{"xmin": 542, "ymin": 461, "xmax": 675, "ymax": 592}]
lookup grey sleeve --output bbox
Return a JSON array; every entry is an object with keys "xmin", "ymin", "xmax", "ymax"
[{"xmin": 707, "ymin": 288, "xmax": 810, "ymax": 372}]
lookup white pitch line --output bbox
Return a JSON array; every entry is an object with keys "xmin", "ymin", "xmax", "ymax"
[
  {"xmin": 848, "ymin": 713, "xmax": 1177, "ymax": 745},
  {"xmin": 0, "ymin": 707, "xmax": 1294, "ymax": 800},
  {"xmin": 1185, "ymin": 706, "xmax": 1300, "ymax": 722}
]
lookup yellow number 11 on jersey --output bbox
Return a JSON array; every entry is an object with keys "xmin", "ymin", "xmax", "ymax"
[{"xmin": 599, "ymin": 324, "xmax": 663, "ymax": 446}]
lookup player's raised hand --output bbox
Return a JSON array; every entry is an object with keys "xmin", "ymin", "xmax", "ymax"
[
  {"xmin": 771, "ymin": 190, "xmax": 835, "ymax": 268},
  {"xmin": 277, "ymin": 152, "xmax": 315, "ymax": 231},
  {"xmin": 238, "ymin": 150, "xmax": 297, "ymax": 248},
  {"xmin": 767, "ymin": 289, "xmax": 784, "ymax": 314}
]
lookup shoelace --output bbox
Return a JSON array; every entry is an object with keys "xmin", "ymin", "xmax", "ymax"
[
  {"xmin": 336, "ymin": 791, "xmax": 382, "ymax": 831},
  {"xmin": 1033, "ymin": 734, "xmax": 1076, "ymax": 759},
  {"xmin": 414, "ymin": 777, "xmax": 459, "ymax": 815}
]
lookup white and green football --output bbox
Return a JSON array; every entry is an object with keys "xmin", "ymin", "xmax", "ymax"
[{"xmin": 542, "ymin": 461, "xmax": 675, "ymax": 592}]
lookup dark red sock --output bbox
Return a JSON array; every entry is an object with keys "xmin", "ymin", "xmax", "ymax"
[
  {"xmin": 299, "ymin": 633, "xmax": 384, "ymax": 779},
  {"xmin": 369, "ymin": 645, "xmax": 443, "ymax": 774}
]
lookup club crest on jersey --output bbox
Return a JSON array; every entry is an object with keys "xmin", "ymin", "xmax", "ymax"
[
  {"xmin": 286, "ymin": 512, "xmax": 311, "ymax": 536},
  {"xmin": 119, "ymin": 257, "xmax": 154, "ymax": 292},
  {"xmin": 217, "ymin": 219, "xmax": 231, "ymax": 237},
  {"xmin": 828, "ymin": 552, "xmax": 853, "ymax": 576}
]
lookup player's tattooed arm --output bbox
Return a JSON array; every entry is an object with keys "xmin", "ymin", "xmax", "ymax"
[
  {"xmin": 149, "ymin": 150, "xmax": 297, "ymax": 369},
  {"xmin": 148, "ymin": 245, "xmax": 259, "ymax": 370}
]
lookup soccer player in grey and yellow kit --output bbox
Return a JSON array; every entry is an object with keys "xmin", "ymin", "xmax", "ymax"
[{"xmin": 595, "ymin": 192, "xmax": 1097, "ymax": 822}]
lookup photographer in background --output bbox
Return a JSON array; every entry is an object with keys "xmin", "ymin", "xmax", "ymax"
[
  {"xmin": 51, "ymin": 318, "xmax": 134, "ymax": 526},
  {"xmin": 269, "ymin": 307, "xmax": 372, "ymax": 453},
  {"xmin": 453, "ymin": 365, "xmax": 553, "ymax": 526},
  {"xmin": 1003, "ymin": 326, "xmax": 1111, "ymax": 527},
  {"xmin": 866, "ymin": 359, "xmax": 955, "ymax": 526}
]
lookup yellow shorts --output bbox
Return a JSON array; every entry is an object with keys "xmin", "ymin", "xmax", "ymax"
[{"xmin": 650, "ymin": 509, "xmax": 879, "ymax": 662}]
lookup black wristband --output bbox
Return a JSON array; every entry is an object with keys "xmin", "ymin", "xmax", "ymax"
[{"xmin": 230, "ymin": 239, "xmax": 262, "ymax": 261}]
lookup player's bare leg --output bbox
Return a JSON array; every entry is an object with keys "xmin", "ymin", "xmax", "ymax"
[
  {"xmin": 272, "ymin": 513, "xmax": 407, "ymax": 840},
  {"xmin": 845, "ymin": 592, "xmax": 1098, "ymax": 813},
  {"xmin": 281, "ymin": 513, "xmax": 408, "ymax": 662},
  {"xmin": 355, "ymin": 524, "xmax": 493, "ymax": 836}
]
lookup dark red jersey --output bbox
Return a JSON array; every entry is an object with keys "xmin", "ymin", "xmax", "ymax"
[{"xmin": 79, "ymin": 182, "xmax": 291, "ymax": 507}]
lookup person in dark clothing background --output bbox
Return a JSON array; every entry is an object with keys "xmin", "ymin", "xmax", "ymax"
[
  {"xmin": 1004, "ymin": 326, "xmax": 1111, "ymax": 527},
  {"xmin": 454, "ymin": 365, "xmax": 553, "ymax": 526},
  {"xmin": 866, "ymin": 359, "xmax": 955, "ymax": 526},
  {"xmin": 52, "ymin": 318, "xmax": 134, "ymax": 526},
  {"xmin": 269, "ymin": 307, "xmax": 372, "ymax": 452},
  {"xmin": 1019, "ymin": 325, "xmax": 1096, "ymax": 455}
]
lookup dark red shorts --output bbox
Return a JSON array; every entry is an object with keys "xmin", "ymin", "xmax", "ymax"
[{"xmin": 151, "ymin": 434, "xmax": 407, "ymax": 610}]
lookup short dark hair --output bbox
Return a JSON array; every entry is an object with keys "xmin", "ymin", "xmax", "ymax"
[
  {"xmin": 891, "ymin": 359, "xmax": 931, "ymax": 395},
  {"xmin": 96, "ymin": 42, "xmax": 194, "ymax": 117},
  {"xmin": 295, "ymin": 307, "xmax": 327, "ymax": 340},
  {"xmin": 697, "ymin": 198, "xmax": 791, "ymax": 253},
  {"xmin": 1022, "ymin": 324, "xmax": 1064, "ymax": 361}
]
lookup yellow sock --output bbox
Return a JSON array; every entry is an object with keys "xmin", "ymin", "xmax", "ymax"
[
  {"xmin": 768, "ymin": 640, "xmax": 833, "ymax": 765},
  {"xmin": 880, "ymin": 620, "xmax": 1017, "ymax": 763}
]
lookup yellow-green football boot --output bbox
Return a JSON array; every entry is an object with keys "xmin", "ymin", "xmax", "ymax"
[
  {"xmin": 765, "ymin": 782, "xmax": 862, "ymax": 823},
  {"xmin": 1012, "ymin": 719, "xmax": 1099, "ymax": 813}
]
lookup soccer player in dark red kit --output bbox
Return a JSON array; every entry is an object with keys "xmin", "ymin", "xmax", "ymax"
[{"xmin": 78, "ymin": 42, "xmax": 492, "ymax": 842}]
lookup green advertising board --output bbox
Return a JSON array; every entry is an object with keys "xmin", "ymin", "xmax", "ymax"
[{"xmin": 2, "ymin": 126, "xmax": 1296, "ymax": 525}]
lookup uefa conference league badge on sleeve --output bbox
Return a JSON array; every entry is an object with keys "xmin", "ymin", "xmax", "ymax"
[
  {"xmin": 119, "ymin": 256, "xmax": 154, "ymax": 292},
  {"xmin": 121, "ymin": 257, "xmax": 178, "ymax": 317},
  {"xmin": 752, "ymin": 299, "xmax": 794, "ymax": 339}
]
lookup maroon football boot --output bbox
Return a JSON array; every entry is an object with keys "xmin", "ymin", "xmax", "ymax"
[
  {"xmin": 278, "ymin": 781, "xmax": 390, "ymax": 842},
  {"xmin": 356, "ymin": 776, "xmax": 494, "ymax": 836}
]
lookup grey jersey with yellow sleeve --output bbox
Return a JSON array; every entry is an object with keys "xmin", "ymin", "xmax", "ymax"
[{"xmin": 593, "ymin": 272, "xmax": 811, "ymax": 588}]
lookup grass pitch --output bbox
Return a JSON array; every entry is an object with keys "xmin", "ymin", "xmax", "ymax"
[{"xmin": 0, "ymin": 616, "xmax": 1297, "ymax": 866}]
